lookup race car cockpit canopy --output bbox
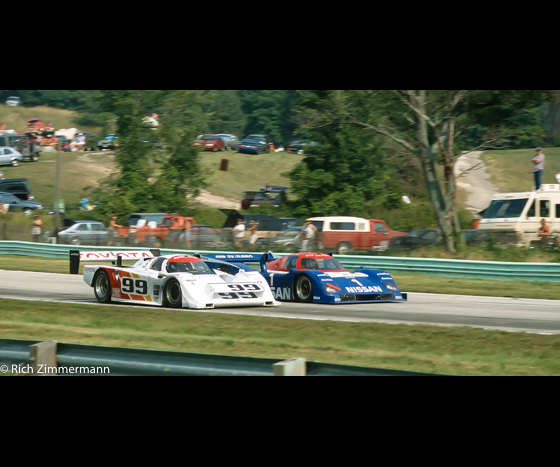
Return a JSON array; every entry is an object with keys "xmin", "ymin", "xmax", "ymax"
[{"xmin": 166, "ymin": 256, "xmax": 214, "ymax": 275}]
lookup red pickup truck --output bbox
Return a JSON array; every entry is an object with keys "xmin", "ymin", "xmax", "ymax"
[{"xmin": 307, "ymin": 216, "xmax": 407, "ymax": 254}]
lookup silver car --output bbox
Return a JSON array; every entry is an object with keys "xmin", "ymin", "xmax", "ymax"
[
  {"xmin": 262, "ymin": 227, "xmax": 303, "ymax": 252},
  {"xmin": 217, "ymin": 134, "xmax": 240, "ymax": 151},
  {"xmin": 0, "ymin": 147, "xmax": 24, "ymax": 167},
  {"xmin": 58, "ymin": 221, "xmax": 109, "ymax": 245}
]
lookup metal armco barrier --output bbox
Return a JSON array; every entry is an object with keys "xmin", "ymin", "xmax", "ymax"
[
  {"xmin": 1, "ymin": 240, "xmax": 560, "ymax": 281},
  {"xmin": 0, "ymin": 339, "xmax": 439, "ymax": 376}
]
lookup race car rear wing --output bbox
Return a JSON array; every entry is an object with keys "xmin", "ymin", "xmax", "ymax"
[
  {"xmin": 69, "ymin": 249, "xmax": 161, "ymax": 274},
  {"xmin": 202, "ymin": 252, "xmax": 280, "ymax": 273}
]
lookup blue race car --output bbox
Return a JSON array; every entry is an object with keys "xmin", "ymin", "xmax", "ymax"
[{"xmin": 203, "ymin": 252, "xmax": 407, "ymax": 304}]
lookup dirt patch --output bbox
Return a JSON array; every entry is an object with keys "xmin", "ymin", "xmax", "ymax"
[
  {"xmin": 194, "ymin": 189, "xmax": 239, "ymax": 210},
  {"xmin": 455, "ymin": 151, "xmax": 496, "ymax": 213}
]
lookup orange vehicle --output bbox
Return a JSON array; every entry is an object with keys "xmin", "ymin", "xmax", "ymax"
[
  {"xmin": 116, "ymin": 215, "xmax": 196, "ymax": 246},
  {"xmin": 307, "ymin": 216, "xmax": 407, "ymax": 254}
]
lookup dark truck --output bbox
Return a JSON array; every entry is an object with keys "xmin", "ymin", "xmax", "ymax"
[{"xmin": 0, "ymin": 131, "xmax": 41, "ymax": 162}]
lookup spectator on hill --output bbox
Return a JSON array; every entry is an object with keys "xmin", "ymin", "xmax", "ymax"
[
  {"xmin": 70, "ymin": 133, "xmax": 86, "ymax": 152},
  {"xmin": 532, "ymin": 147, "xmax": 545, "ymax": 190}
]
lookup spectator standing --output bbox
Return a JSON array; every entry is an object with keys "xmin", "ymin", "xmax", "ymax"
[
  {"xmin": 248, "ymin": 220, "xmax": 258, "ymax": 250},
  {"xmin": 31, "ymin": 215, "xmax": 42, "ymax": 242},
  {"xmin": 70, "ymin": 133, "xmax": 86, "ymax": 152},
  {"xmin": 301, "ymin": 219, "xmax": 318, "ymax": 251},
  {"xmin": 180, "ymin": 218, "xmax": 192, "ymax": 249},
  {"xmin": 79, "ymin": 195, "xmax": 92, "ymax": 211},
  {"xmin": 532, "ymin": 147, "xmax": 545, "ymax": 190},
  {"xmin": 107, "ymin": 216, "xmax": 122, "ymax": 246},
  {"xmin": 232, "ymin": 218, "xmax": 245, "ymax": 248},
  {"xmin": 0, "ymin": 122, "xmax": 6, "ymax": 130}
]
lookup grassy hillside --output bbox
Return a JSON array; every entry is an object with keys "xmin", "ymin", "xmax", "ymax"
[
  {"xmin": 0, "ymin": 104, "xmax": 102, "ymax": 134},
  {"xmin": 481, "ymin": 147, "xmax": 560, "ymax": 192},
  {"xmin": 197, "ymin": 149, "xmax": 302, "ymax": 200}
]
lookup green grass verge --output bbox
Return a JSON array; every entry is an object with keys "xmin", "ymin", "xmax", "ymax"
[{"xmin": 1, "ymin": 297, "xmax": 560, "ymax": 376}]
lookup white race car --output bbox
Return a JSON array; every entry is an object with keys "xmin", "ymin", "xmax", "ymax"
[{"xmin": 71, "ymin": 250, "xmax": 280, "ymax": 309}]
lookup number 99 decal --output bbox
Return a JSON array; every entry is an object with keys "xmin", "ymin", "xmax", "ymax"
[
  {"xmin": 218, "ymin": 283, "xmax": 261, "ymax": 299},
  {"xmin": 122, "ymin": 277, "xmax": 148, "ymax": 295}
]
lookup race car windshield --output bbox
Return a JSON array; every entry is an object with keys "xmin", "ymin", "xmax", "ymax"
[
  {"xmin": 166, "ymin": 260, "xmax": 214, "ymax": 274},
  {"xmin": 300, "ymin": 257, "xmax": 345, "ymax": 270}
]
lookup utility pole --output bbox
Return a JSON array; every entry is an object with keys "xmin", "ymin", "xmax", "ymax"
[{"xmin": 54, "ymin": 140, "xmax": 61, "ymax": 243}]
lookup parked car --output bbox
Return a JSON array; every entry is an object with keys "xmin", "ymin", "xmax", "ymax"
[
  {"xmin": 246, "ymin": 186, "xmax": 289, "ymax": 208},
  {"xmin": 97, "ymin": 134, "xmax": 119, "ymax": 150},
  {"xmin": 286, "ymin": 139, "xmax": 318, "ymax": 154},
  {"xmin": 0, "ymin": 178, "xmax": 34, "ymax": 200},
  {"xmin": 57, "ymin": 220, "xmax": 109, "ymax": 245},
  {"xmin": 0, "ymin": 191, "xmax": 43, "ymax": 213},
  {"xmin": 388, "ymin": 229, "xmax": 443, "ymax": 250},
  {"xmin": 238, "ymin": 134, "xmax": 272, "ymax": 154},
  {"xmin": 193, "ymin": 134, "xmax": 225, "ymax": 152},
  {"xmin": 216, "ymin": 134, "xmax": 240, "ymax": 151},
  {"xmin": 0, "ymin": 133, "xmax": 41, "ymax": 162},
  {"xmin": 0, "ymin": 147, "xmax": 23, "ymax": 166},
  {"xmin": 188, "ymin": 224, "xmax": 223, "ymax": 249},
  {"xmin": 5, "ymin": 96, "xmax": 20, "ymax": 106},
  {"xmin": 83, "ymin": 133, "xmax": 102, "ymax": 151},
  {"xmin": 263, "ymin": 226, "xmax": 303, "ymax": 251}
]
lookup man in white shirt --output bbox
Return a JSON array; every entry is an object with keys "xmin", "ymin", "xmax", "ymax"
[
  {"xmin": 301, "ymin": 220, "xmax": 317, "ymax": 251},
  {"xmin": 232, "ymin": 218, "xmax": 245, "ymax": 248}
]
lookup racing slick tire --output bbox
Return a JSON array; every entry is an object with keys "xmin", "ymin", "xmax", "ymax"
[
  {"xmin": 164, "ymin": 279, "xmax": 182, "ymax": 308},
  {"xmin": 94, "ymin": 270, "xmax": 112, "ymax": 304},
  {"xmin": 294, "ymin": 275, "xmax": 313, "ymax": 303}
]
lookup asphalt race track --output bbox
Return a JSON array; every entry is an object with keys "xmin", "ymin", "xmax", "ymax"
[{"xmin": 1, "ymin": 270, "xmax": 560, "ymax": 335}]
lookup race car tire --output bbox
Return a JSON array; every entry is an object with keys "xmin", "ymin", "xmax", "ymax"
[
  {"xmin": 164, "ymin": 279, "xmax": 182, "ymax": 308},
  {"xmin": 94, "ymin": 270, "xmax": 112, "ymax": 304},
  {"xmin": 294, "ymin": 275, "xmax": 313, "ymax": 303}
]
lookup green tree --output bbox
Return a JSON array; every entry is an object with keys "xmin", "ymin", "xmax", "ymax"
[
  {"xmin": 287, "ymin": 122, "xmax": 390, "ymax": 218},
  {"xmin": 91, "ymin": 90, "xmax": 210, "ymax": 223}
]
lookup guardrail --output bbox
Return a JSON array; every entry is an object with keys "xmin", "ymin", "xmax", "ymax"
[
  {"xmin": 1, "ymin": 240, "xmax": 560, "ymax": 282},
  {"xmin": 0, "ymin": 339, "xmax": 438, "ymax": 376}
]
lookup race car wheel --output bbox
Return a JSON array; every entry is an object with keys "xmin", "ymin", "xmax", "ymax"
[
  {"xmin": 94, "ymin": 270, "xmax": 112, "ymax": 303},
  {"xmin": 294, "ymin": 275, "xmax": 313, "ymax": 303},
  {"xmin": 164, "ymin": 279, "xmax": 182, "ymax": 308}
]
